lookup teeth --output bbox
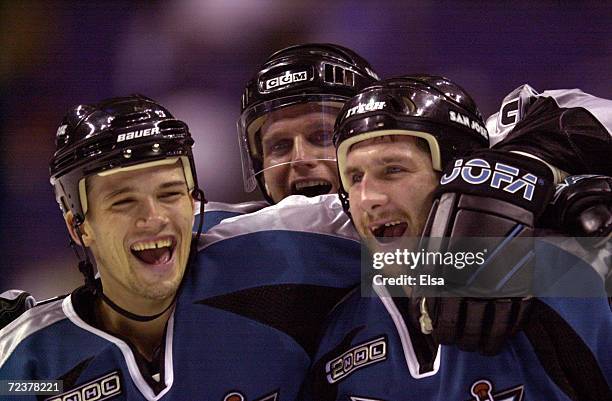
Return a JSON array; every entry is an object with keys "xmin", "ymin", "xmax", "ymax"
[
  {"xmin": 131, "ymin": 238, "xmax": 172, "ymax": 251},
  {"xmin": 384, "ymin": 221, "xmax": 403, "ymax": 227},
  {"xmin": 371, "ymin": 221, "xmax": 404, "ymax": 232},
  {"xmin": 295, "ymin": 180, "xmax": 329, "ymax": 190}
]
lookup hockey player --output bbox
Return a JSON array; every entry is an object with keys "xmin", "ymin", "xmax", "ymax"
[
  {"xmin": 0, "ymin": 95, "xmax": 206, "ymax": 398},
  {"xmin": 205, "ymin": 43, "xmax": 378, "ymax": 229},
  {"xmin": 193, "ymin": 44, "xmax": 378, "ymax": 232},
  {"xmin": 305, "ymin": 76, "xmax": 611, "ymax": 400},
  {"xmin": 0, "ymin": 95, "xmax": 363, "ymax": 400},
  {"xmin": 238, "ymin": 43, "xmax": 379, "ymax": 204}
]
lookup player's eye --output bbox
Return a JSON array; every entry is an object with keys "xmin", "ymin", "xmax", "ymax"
[
  {"xmin": 111, "ymin": 198, "xmax": 135, "ymax": 208},
  {"xmin": 159, "ymin": 191, "xmax": 184, "ymax": 201},
  {"xmin": 308, "ymin": 130, "xmax": 333, "ymax": 147},
  {"xmin": 384, "ymin": 165, "xmax": 406, "ymax": 175},
  {"xmin": 266, "ymin": 139, "xmax": 292, "ymax": 155},
  {"xmin": 350, "ymin": 172, "xmax": 364, "ymax": 185}
]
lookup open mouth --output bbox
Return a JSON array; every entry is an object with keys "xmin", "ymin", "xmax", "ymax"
[
  {"xmin": 370, "ymin": 221, "xmax": 408, "ymax": 243},
  {"xmin": 290, "ymin": 179, "xmax": 333, "ymax": 197},
  {"xmin": 130, "ymin": 237, "xmax": 176, "ymax": 265}
]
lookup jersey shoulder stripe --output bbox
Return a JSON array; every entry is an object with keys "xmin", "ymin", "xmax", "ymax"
[
  {"xmin": 199, "ymin": 194, "xmax": 358, "ymax": 250},
  {"xmin": 0, "ymin": 297, "xmax": 66, "ymax": 367}
]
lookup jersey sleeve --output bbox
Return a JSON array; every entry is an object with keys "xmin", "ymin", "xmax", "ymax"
[{"xmin": 486, "ymin": 85, "xmax": 612, "ymax": 176}]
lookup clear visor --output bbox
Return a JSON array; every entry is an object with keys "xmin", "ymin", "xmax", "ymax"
[{"xmin": 238, "ymin": 96, "xmax": 344, "ymax": 195}]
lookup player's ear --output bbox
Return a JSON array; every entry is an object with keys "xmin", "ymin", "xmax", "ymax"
[{"xmin": 64, "ymin": 211, "xmax": 93, "ymax": 247}]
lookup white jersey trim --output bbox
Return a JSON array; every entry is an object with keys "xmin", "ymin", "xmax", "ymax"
[
  {"xmin": 199, "ymin": 194, "xmax": 359, "ymax": 250},
  {"xmin": 62, "ymin": 296, "xmax": 175, "ymax": 401},
  {"xmin": 0, "ymin": 297, "xmax": 67, "ymax": 368},
  {"xmin": 203, "ymin": 200, "xmax": 269, "ymax": 214},
  {"xmin": 374, "ymin": 285, "xmax": 440, "ymax": 379}
]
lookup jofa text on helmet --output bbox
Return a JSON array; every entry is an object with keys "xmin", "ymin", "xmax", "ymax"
[
  {"xmin": 440, "ymin": 158, "xmax": 538, "ymax": 201},
  {"xmin": 345, "ymin": 100, "xmax": 386, "ymax": 118},
  {"xmin": 265, "ymin": 70, "xmax": 308, "ymax": 91},
  {"xmin": 449, "ymin": 110, "xmax": 488, "ymax": 139},
  {"xmin": 116, "ymin": 127, "xmax": 160, "ymax": 143}
]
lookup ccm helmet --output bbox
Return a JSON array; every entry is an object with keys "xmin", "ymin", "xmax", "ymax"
[
  {"xmin": 50, "ymin": 94, "xmax": 200, "ymax": 224},
  {"xmin": 334, "ymin": 74, "xmax": 489, "ymax": 213},
  {"xmin": 238, "ymin": 43, "xmax": 379, "ymax": 203}
]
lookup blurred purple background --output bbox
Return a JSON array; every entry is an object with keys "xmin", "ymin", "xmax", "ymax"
[{"xmin": 1, "ymin": 1, "xmax": 611, "ymax": 298}]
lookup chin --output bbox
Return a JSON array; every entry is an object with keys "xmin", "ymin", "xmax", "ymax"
[
  {"xmin": 136, "ymin": 265, "xmax": 182, "ymax": 293},
  {"xmin": 141, "ymin": 281, "xmax": 180, "ymax": 301}
]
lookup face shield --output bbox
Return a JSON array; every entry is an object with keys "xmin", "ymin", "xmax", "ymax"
[{"xmin": 238, "ymin": 94, "xmax": 345, "ymax": 202}]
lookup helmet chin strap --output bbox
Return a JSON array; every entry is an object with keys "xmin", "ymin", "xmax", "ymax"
[{"xmin": 70, "ymin": 190, "xmax": 206, "ymax": 323}]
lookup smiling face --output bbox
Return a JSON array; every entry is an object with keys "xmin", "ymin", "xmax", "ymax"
[
  {"xmin": 73, "ymin": 161, "xmax": 195, "ymax": 312},
  {"xmin": 344, "ymin": 135, "xmax": 439, "ymax": 251},
  {"xmin": 259, "ymin": 102, "xmax": 340, "ymax": 203}
]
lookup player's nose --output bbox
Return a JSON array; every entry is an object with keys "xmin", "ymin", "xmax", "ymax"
[
  {"xmin": 136, "ymin": 197, "xmax": 170, "ymax": 230},
  {"xmin": 357, "ymin": 176, "xmax": 389, "ymax": 211},
  {"xmin": 290, "ymin": 136, "xmax": 317, "ymax": 168}
]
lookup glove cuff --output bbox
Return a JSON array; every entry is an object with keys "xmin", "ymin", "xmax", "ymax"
[{"xmin": 438, "ymin": 150, "xmax": 554, "ymax": 218}]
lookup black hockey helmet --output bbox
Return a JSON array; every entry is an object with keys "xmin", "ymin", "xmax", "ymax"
[
  {"xmin": 50, "ymin": 94, "xmax": 201, "ymax": 224},
  {"xmin": 238, "ymin": 43, "xmax": 379, "ymax": 203},
  {"xmin": 334, "ymin": 74, "xmax": 489, "ymax": 213},
  {"xmin": 50, "ymin": 95, "xmax": 205, "ymax": 321}
]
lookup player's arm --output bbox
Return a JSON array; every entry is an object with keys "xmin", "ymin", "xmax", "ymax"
[
  {"xmin": 412, "ymin": 87, "xmax": 612, "ymax": 355},
  {"xmin": 0, "ymin": 290, "xmax": 67, "ymax": 329},
  {"xmin": 488, "ymin": 85, "xmax": 612, "ymax": 177}
]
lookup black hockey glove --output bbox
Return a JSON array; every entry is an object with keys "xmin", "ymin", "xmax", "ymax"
[
  {"xmin": 411, "ymin": 149, "xmax": 555, "ymax": 355},
  {"xmin": 0, "ymin": 291, "xmax": 36, "ymax": 329},
  {"xmin": 543, "ymin": 175, "xmax": 612, "ymax": 247},
  {"xmin": 541, "ymin": 174, "xmax": 612, "ymax": 300}
]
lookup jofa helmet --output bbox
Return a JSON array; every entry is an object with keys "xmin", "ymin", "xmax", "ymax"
[
  {"xmin": 334, "ymin": 74, "xmax": 489, "ymax": 214},
  {"xmin": 238, "ymin": 43, "xmax": 379, "ymax": 203}
]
